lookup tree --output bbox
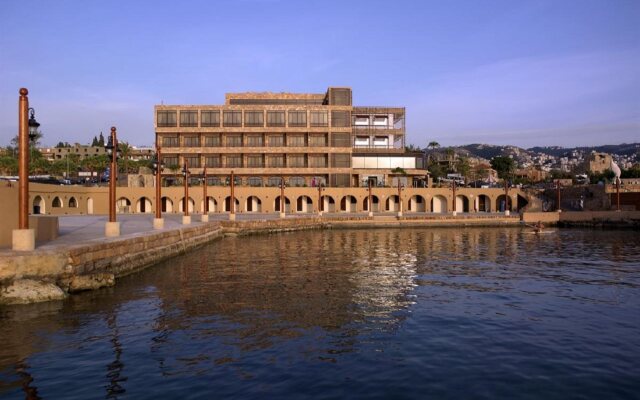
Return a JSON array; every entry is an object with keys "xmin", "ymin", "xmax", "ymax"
[
  {"xmin": 427, "ymin": 141, "xmax": 440, "ymax": 150},
  {"xmin": 91, "ymin": 136, "xmax": 99, "ymax": 146},
  {"xmin": 455, "ymin": 157, "xmax": 471, "ymax": 179},
  {"xmin": 427, "ymin": 162, "xmax": 446, "ymax": 182},
  {"xmin": 98, "ymin": 132, "xmax": 105, "ymax": 147},
  {"xmin": 0, "ymin": 156, "xmax": 18, "ymax": 175},
  {"xmin": 118, "ymin": 141, "xmax": 132, "ymax": 173},
  {"xmin": 490, "ymin": 156, "xmax": 516, "ymax": 180}
]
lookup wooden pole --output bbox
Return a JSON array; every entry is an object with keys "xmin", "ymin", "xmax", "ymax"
[{"xmin": 18, "ymin": 88, "xmax": 29, "ymax": 229}]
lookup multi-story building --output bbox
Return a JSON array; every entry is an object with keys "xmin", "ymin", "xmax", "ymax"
[
  {"xmin": 155, "ymin": 87, "xmax": 428, "ymax": 187},
  {"xmin": 40, "ymin": 144, "xmax": 106, "ymax": 161}
]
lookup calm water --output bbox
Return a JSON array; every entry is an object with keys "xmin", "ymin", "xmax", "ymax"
[{"xmin": 1, "ymin": 228, "xmax": 639, "ymax": 399}]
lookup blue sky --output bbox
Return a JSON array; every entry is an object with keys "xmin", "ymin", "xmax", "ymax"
[{"xmin": 1, "ymin": 0, "xmax": 638, "ymax": 148}]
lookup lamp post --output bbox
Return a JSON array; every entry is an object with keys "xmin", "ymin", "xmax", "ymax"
[
  {"xmin": 229, "ymin": 170, "xmax": 236, "ymax": 221},
  {"xmin": 317, "ymin": 182, "xmax": 325, "ymax": 216},
  {"xmin": 152, "ymin": 146, "xmax": 164, "ymax": 229},
  {"xmin": 12, "ymin": 88, "xmax": 39, "ymax": 251},
  {"xmin": 556, "ymin": 180, "xmax": 562, "ymax": 213},
  {"xmin": 451, "ymin": 179, "xmax": 457, "ymax": 216},
  {"xmin": 279, "ymin": 176, "xmax": 286, "ymax": 219},
  {"xmin": 201, "ymin": 167, "xmax": 209, "ymax": 222},
  {"xmin": 368, "ymin": 179, "xmax": 373, "ymax": 217},
  {"xmin": 104, "ymin": 127, "xmax": 121, "ymax": 237},
  {"xmin": 616, "ymin": 178, "xmax": 621, "ymax": 211},
  {"xmin": 182, "ymin": 163, "xmax": 191, "ymax": 224},
  {"xmin": 397, "ymin": 178, "xmax": 404, "ymax": 217},
  {"xmin": 500, "ymin": 179, "xmax": 510, "ymax": 216}
]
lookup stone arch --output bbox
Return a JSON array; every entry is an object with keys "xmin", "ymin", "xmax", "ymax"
[
  {"xmin": 296, "ymin": 195, "xmax": 313, "ymax": 213},
  {"xmin": 201, "ymin": 196, "xmax": 217, "ymax": 213},
  {"xmin": 178, "ymin": 197, "xmax": 195, "ymax": 213},
  {"xmin": 246, "ymin": 196, "xmax": 262, "ymax": 212},
  {"xmin": 116, "ymin": 197, "xmax": 131, "ymax": 213},
  {"xmin": 363, "ymin": 195, "xmax": 380, "ymax": 212},
  {"xmin": 136, "ymin": 197, "xmax": 152, "ymax": 213},
  {"xmin": 431, "ymin": 195, "xmax": 447, "ymax": 213},
  {"xmin": 455, "ymin": 195, "xmax": 470, "ymax": 213},
  {"xmin": 340, "ymin": 195, "xmax": 357, "ymax": 212},
  {"xmin": 274, "ymin": 195, "xmax": 291, "ymax": 213},
  {"xmin": 33, "ymin": 195, "xmax": 46, "ymax": 214},
  {"xmin": 52, "ymin": 196, "xmax": 63, "ymax": 208},
  {"xmin": 161, "ymin": 196, "xmax": 173, "ymax": 213},
  {"xmin": 224, "ymin": 196, "xmax": 240, "ymax": 212},
  {"xmin": 409, "ymin": 195, "xmax": 426, "ymax": 212},
  {"xmin": 68, "ymin": 196, "xmax": 78, "ymax": 208},
  {"xmin": 321, "ymin": 195, "xmax": 335, "ymax": 212},
  {"xmin": 478, "ymin": 195, "xmax": 491, "ymax": 212},
  {"xmin": 496, "ymin": 195, "xmax": 513, "ymax": 212},
  {"xmin": 386, "ymin": 195, "xmax": 400, "ymax": 212}
]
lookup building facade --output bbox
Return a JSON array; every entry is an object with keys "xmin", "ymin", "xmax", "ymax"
[{"xmin": 155, "ymin": 87, "xmax": 428, "ymax": 188}]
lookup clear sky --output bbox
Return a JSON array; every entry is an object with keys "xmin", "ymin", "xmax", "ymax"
[{"xmin": 1, "ymin": 0, "xmax": 638, "ymax": 148}]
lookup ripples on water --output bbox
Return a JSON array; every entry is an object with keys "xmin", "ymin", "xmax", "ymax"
[{"xmin": 0, "ymin": 228, "xmax": 639, "ymax": 399}]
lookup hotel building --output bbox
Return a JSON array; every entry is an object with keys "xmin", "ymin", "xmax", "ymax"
[{"xmin": 155, "ymin": 87, "xmax": 428, "ymax": 187}]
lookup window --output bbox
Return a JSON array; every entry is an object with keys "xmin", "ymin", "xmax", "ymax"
[
  {"xmin": 355, "ymin": 136, "xmax": 370, "ymax": 147},
  {"xmin": 246, "ymin": 135, "xmax": 263, "ymax": 147},
  {"xmin": 267, "ymin": 111, "xmax": 285, "ymax": 127},
  {"xmin": 223, "ymin": 111, "xmax": 242, "ymax": 127},
  {"xmin": 207, "ymin": 177, "xmax": 222, "ymax": 186},
  {"xmin": 69, "ymin": 197, "xmax": 78, "ymax": 208},
  {"xmin": 331, "ymin": 133, "xmax": 350, "ymax": 147},
  {"xmin": 157, "ymin": 111, "xmax": 177, "ymax": 127},
  {"xmin": 204, "ymin": 135, "xmax": 221, "ymax": 147},
  {"xmin": 201, "ymin": 111, "xmax": 220, "ymax": 127},
  {"xmin": 268, "ymin": 135, "xmax": 284, "ymax": 147},
  {"xmin": 180, "ymin": 111, "xmax": 198, "ymax": 127},
  {"xmin": 267, "ymin": 177, "xmax": 282, "ymax": 187},
  {"xmin": 354, "ymin": 115, "xmax": 369, "ymax": 126},
  {"xmin": 246, "ymin": 155, "xmax": 264, "ymax": 168},
  {"xmin": 163, "ymin": 156, "xmax": 178, "ymax": 168},
  {"xmin": 289, "ymin": 177, "xmax": 305, "ymax": 187},
  {"xmin": 225, "ymin": 155, "xmax": 242, "ymax": 168},
  {"xmin": 226, "ymin": 135, "xmax": 243, "ymax": 147},
  {"xmin": 205, "ymin": 155, "xmax": 221, "ymax": 168},
  {"xmin": 184, "ymin": 136, "xmax": 200, "ymax": 147},
  {"xmin": 373, "ymin": 116, "xmax": 389, "ymax": 127},
  {"xmin": 308, "ymin": 134, "xmax": 327, "ymax": 147},
  {"xmin": 52, "ymin": 197, "xmax": 62, "ymax": 208},
  {"xmin": 331, "ymin": 154, "xmax": 350, "ymax": 168},
  {"xmin": 308, "ymin": 155, "xmax": 327, "ymax": 168},
  {"xmin": 244, "ymin": 111, "xmax": 264, "ymax": 127},
  {"xmin": 287, "ymin": 135, "xmax": 305, "ymax": 147},
  {"xmin": 247, "ymin": 177, "xmax": 263, "ymax": 187},
  {"xmin": 162, "ymin": 136, "xmax": 179, "ymax": 147},
  {"xmin": 288, "ymin": 154, "xmax": 306, "ymax": 168},
  {"xmin": 310, "ymin": 111, "xmax": 328, "ymax": 127},
  {"xmin": 331, "ymin": 111, "xmax": 350, "ymax": 127},
  {"xmin": 288, "ymin": 111, "xmax": 307, "ymax": 127},
  {"xmin": 268, "ymin": 154, "xmax": 284, "ymax": 168},
  {"xmin": 184, "ymin": 155, "xmax": 200, "ymax": 168}
]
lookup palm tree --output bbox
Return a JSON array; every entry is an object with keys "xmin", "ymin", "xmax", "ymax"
[
  {"xmin": 427, "ymin": 141, "xmax": 440, "ymax": 150},
  {"xmin": 118, "ymin": 142, "xmax": 132, "ymax": 174}
]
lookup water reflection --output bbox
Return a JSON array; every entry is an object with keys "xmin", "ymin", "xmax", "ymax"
[{"xmin": 0, "ymin": 227, "xmax": 638, "ymax": 399}]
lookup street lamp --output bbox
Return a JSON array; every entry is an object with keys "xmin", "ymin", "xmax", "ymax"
[
  {"xmin": 397, "ymin": 179, "xmax": 404, "ymax": 217},
  {"xmin": 451, "ymin": 179, "xmax": 458, "ymax": 216},
  {"xmin": 368, "ymin": 179, "xmax": 373, "ymax": 217},
  {"xmin": 13, "ymin": 88, "xmax": 40, "ymax": 251},
  {"xmin": 317, "ymin": 182, "xmax": 325, "ymax": 216},
  {"xmin": 152, "ymin": 146, "xmax": 164, "ymax": 229},
  {"xmin": 556, "ymin": 180, "xmax": 562, "ymax": 213},
  {"xmin": 504, "ymin": 179, "xmax": 510, "ymax": 216},
  {"xmin": 104, "ymin": 127, "xmax": 121, "ymax": 237},
  {"xmin": 182, "ymin": 162, "xmax": 191, "ymax": 224},
  {"xmin": 279, "ymin": 176, "xmax": 286, "ymax": 219},
  {"xmin": 229, "ymin": 170, "xmax": 236, "ymax": 221},
  {"xmin": 201, "ymin": 167, "xmax": 209, "ymax": 222}
]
